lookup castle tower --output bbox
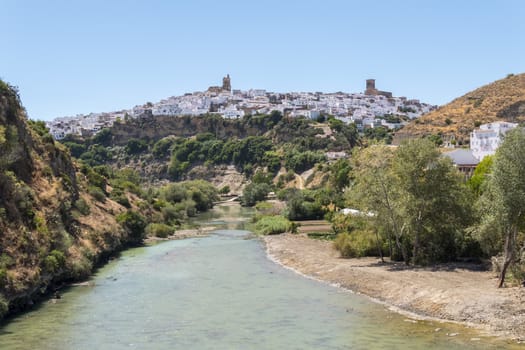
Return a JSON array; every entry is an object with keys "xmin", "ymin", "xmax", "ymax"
[
  {"xmin": 365, "ymin": 79, "xmax": 392, "ymax": 98},
  {"xmin": 222, "ymin": 74, "xmax": 231, "ymax": 92},
  {"xmin": 366, "ymin": 79, "xmax": 376, "ymax": 91}
]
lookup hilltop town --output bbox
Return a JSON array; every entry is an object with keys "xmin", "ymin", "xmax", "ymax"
[{"xmin": 47, "ymin": 76, "xmax": 436, "ymax": 139}]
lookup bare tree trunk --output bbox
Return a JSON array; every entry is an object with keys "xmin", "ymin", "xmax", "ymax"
[
  {"xmin": 412, "ymin": 211, "xmax": 423, "ymax": 265},
  {"xmin": 374, "ymin": 230, "xmax": 384, "ymax": 263},
  {"xmin": 379, "ymin": 181, "xmax": 408, "ymax": 264},
  {"xmin": 395, "ymin": 225, "xmax": 409, "ymax": 265},
  {"xmin": 498, "ymin": 226, "xmax": 516, "ymax": 288},
  {"xmin": 413, "ymin": 232, "xmax": 419, "ymax": 265},
  {"xmin": 388, "ymin": 232, "xmax": 393, "ymax": 258}
]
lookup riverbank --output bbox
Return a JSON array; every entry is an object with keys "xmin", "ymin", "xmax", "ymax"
[
  {"xmin": 264, "ymin": 233, "xmax": 525, "ymax": 342},
  {"xmin": 144, "ymin": 227, "xmax": 216, "ymax": 243}
]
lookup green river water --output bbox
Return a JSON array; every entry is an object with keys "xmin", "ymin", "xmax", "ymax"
[{"xmin": 0, "ymin": 204, "xmax": 521, "ymax": 349}]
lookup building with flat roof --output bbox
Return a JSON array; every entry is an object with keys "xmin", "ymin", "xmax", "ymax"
[{"xmin": 470, "ymin": 121, "xmax": 518, "ymax": 160}]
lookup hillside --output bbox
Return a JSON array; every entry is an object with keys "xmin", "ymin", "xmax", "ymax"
[
  {"xmin": 60, "ymin": 113, "xmax": 359, "ymax": 190},
  {"xmin": 395, "ymin": 73, "xmax": 525, "ymax": 145},
  {"xmin": 0, "ymin": 81, "xmax": 142, "ymax": 318}
]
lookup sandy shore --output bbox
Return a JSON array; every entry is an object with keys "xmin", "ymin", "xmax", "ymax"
[{"xmin": 264, "ymin": 233, "xmax": 525, "ymax": 341}]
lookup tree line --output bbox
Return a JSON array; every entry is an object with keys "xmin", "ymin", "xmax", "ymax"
[{"xmin": 343, "ymin": 132, "xmax": 525, "ymax": 287}]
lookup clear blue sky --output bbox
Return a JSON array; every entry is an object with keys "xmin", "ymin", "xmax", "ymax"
[{"xmin": 2, "ymin": 0, "xmax": 524, "ymax": 121}]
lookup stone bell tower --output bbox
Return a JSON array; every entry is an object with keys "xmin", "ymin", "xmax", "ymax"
[{"xmin": 222, "ymin": 74, "xmax": 231, "ymax": 92}]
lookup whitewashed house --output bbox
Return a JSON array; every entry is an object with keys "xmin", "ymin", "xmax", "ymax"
[{"xmin": 470, "ymin": 121, "xmax": 518, "ymax": 160}]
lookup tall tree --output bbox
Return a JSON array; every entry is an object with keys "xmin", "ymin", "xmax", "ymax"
[
  {"xmin": 482, "ymin": 128, "xmax": 525, "ymax": 287},
  {"xmin": 392, "ymin": 139, "xmax": 472, "ymax": 264},
  {"xmin": 348, "ymin": 144, "xmax": 408, "ymax": 263}
]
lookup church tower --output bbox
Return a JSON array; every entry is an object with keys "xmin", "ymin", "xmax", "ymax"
[{"xmin": 222, "ymin": 74, "xmax": 231, "ymax": 92}]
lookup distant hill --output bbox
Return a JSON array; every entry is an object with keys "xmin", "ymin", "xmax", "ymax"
[{"xmin": 395, "ymin": 73, "xmax": 525, "ymax": 145}]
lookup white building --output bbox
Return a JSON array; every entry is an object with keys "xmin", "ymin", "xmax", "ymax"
[
  {"xmin": 470, "ymin": 121, "xmax": 518, "ymax": 160},
  {"xmin": 46, "ymin": 80, "xmax": 437, "ymax": 139}
]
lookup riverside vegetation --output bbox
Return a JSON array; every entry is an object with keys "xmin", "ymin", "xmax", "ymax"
[
  {"xmin": 1, "ymin": 73, "xmax": 524, "ymax": 325},
  {"xmin": 0, "ymin": 81, "xmax": 221, "ymax": 319}
]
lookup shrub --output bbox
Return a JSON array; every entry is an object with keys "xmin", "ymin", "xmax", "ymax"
[
  {"xmin": 285, "ymin": 191, "xmax": 325, "ymax": 221},
  {"xmin": 83, "ymin": 166, "xmax": 107, "ymax": 191},
  {"xmin": 241, "ymin": 183, "xmax": 271, "ymax": 207},
  {"xmin": 182, "ymin": 199, "xmax": 197, "ymax": 217},
  {"xmin": 88, "ymin": 186, "xmax": 106, "ymax": 202},
  {"xmin": 66, "ymin": 254, "xmax": 93, "ymax": 280},
  {"xmin": 162, "ymin": 183, "xmax": 187, "ymax": 203},
  {"xmin": 74, "ymin": 198, "xmax": 91, "ymax": 215},
  {"xmin": 284, "ymin": 150, "xmax": 326, "ymax": 173},
  {"xmin": 116, "ymin": 210, "xmax": 147, "ymax": 244},
  {"xmin": 152, "ymin": 199, "xmax": 168, "ymax": 210},
  {"xmin": 62, "ymin": 141, "xmax": 87, "ymax": 158},
  {"xmin": 0, "ymin": 268, "xmax": 6, "ymax": 285},
  {"xmin": 125, "ymin": 138, "xmax": 148, "ymax": 155},
  {"xmin": 161, "ymin": 204, "xmax": 183, "ymax": 224},
  {"xmin": 333, "ymin": 230, "xmax": 378, "ymax": 258},
  {"xmin": 42, "ymin": 166, "xmax": 53, "ymax": 178},
  {"xmin": 427, "ymin": 134, "xmax": 443, "ymax": 146},
  {"xmin": 219, "ymin": 185, "xmax": 230, "ymax": 194},
  {"xmin": 91, "ymin": 128, "xmax": 112, "ymax": 146},
  {"xmin": 255, "ymin": 201, "xmax": 273, "ymax": 211},
  {"xmin": 510, "ymin": 262, "xmax": 525, "ymax": 285},
  {"xmin": 252, "ymin": 171, "xmax": 273, "ymax": 185},
  {"xmin": 110, "ymin": 188, "xmax": 131, "ymax": 208},
  {"xmin": 254, "ymin": 215, "xmax": 295, "ymax": 235},
  {"xmin": 473, "ymin": 98, "xmax": 483, "ymax": 108},
  {"xmin": 145, "ymin": 223, "xmax": 173, "ymax": 238},
  {"xmin": 113, "ymin": 194, "xmax": 131, "ymax": 208},
  {"xmin": 44, "ymin": 250, "xmax": 66, "ymax": 273},
  {"xmin": 0, "ymin": 294, "xmax": 8, "ymax": 318},
  {"xmin": 27, "ymin": 120, "xmax": 50, "ymax": 137},
  {"xmin": 152, "ymin": 137, "xmax": 177, "ymax": 158}
]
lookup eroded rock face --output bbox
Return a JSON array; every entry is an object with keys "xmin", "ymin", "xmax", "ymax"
[
  {"xmin": 110, "ymin": 114, "xmax": 268, "ymax": 146},
  {"xmin": 187, "ymin": 165, "xmax": 246, "ymax": 195},
  {"xmin": 0, "ymin": 82, "xmax": 128, "ymax": 319},
  {"xmin": 0, "ymin": 89, "xmax": 35, "ymax": 184}
]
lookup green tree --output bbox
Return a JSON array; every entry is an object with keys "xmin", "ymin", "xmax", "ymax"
[
  {"xmin": 348, "ymin": 144, "xmax": 404, "ymax": 263},
  {"xmin": 240, "ymin": 183, "xmax": 271, "ymax": 207},
  {"xmin": 125, "ymin": 138, "xmax": 148, "ymax": 154},
  {"xmin": 91, "ymin": 128, "xmax": 112, "ymax": 146},
  {"xmin": 392, "ymin": 139, "xmax": 473, "ymax": 264},
  {"xmin": 467, "ymin": 155, "xmax": 493, "ymax": 196},
  {"xmin": 330, "ymin": 159, "xmax": 352, "ymax": 191},
  {"xmin": 349, "ymin": 140, "xmax": 473, "ymax": 265},
  {"xmin": 152, "ymin": 136, "xmax": 177, "ymax": 159},
  {"xmin": 479, "ymin": 128, "xmax": 525, "ymax": 287},
  {"xmin": 117, "ymin": 210, "xmax": 147, "ymax": 245},
  {"xmin": 364, "ymin": 126, "xmax": 393, "ymax": 144}
]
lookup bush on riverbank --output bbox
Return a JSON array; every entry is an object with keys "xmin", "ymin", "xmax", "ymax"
[
  {"xmin": 117, "ymin": 210, "xmax": 147, "ymax": 245},
  {"xmin": 334, "ymin": 230, "xmax": 380, "ymax": 258},
  {"xmin": 145, "ymin": 223, "xmax": 173, "ymax": 238},
  {"xmin": 254, "ymin": 215, "xmax": 297, "ymax": 235},
  {"xmin": 0, "ymin": 295, "xmax": 8, "ymax": 318}
]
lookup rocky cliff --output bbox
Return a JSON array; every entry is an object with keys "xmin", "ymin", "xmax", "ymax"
[{"xmin": 0, "ymin": 81, "xmax": 136, "ymax": 318}]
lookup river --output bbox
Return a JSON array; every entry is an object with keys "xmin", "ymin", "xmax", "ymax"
[{"xmin": 0, "ymin": 204, "xmax": 519, "ymax": 349}]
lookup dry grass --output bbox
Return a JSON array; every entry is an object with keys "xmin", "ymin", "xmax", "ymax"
[{"xmin": 397, "ymin": 73, "xmax": 525, "ymax": 143}]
